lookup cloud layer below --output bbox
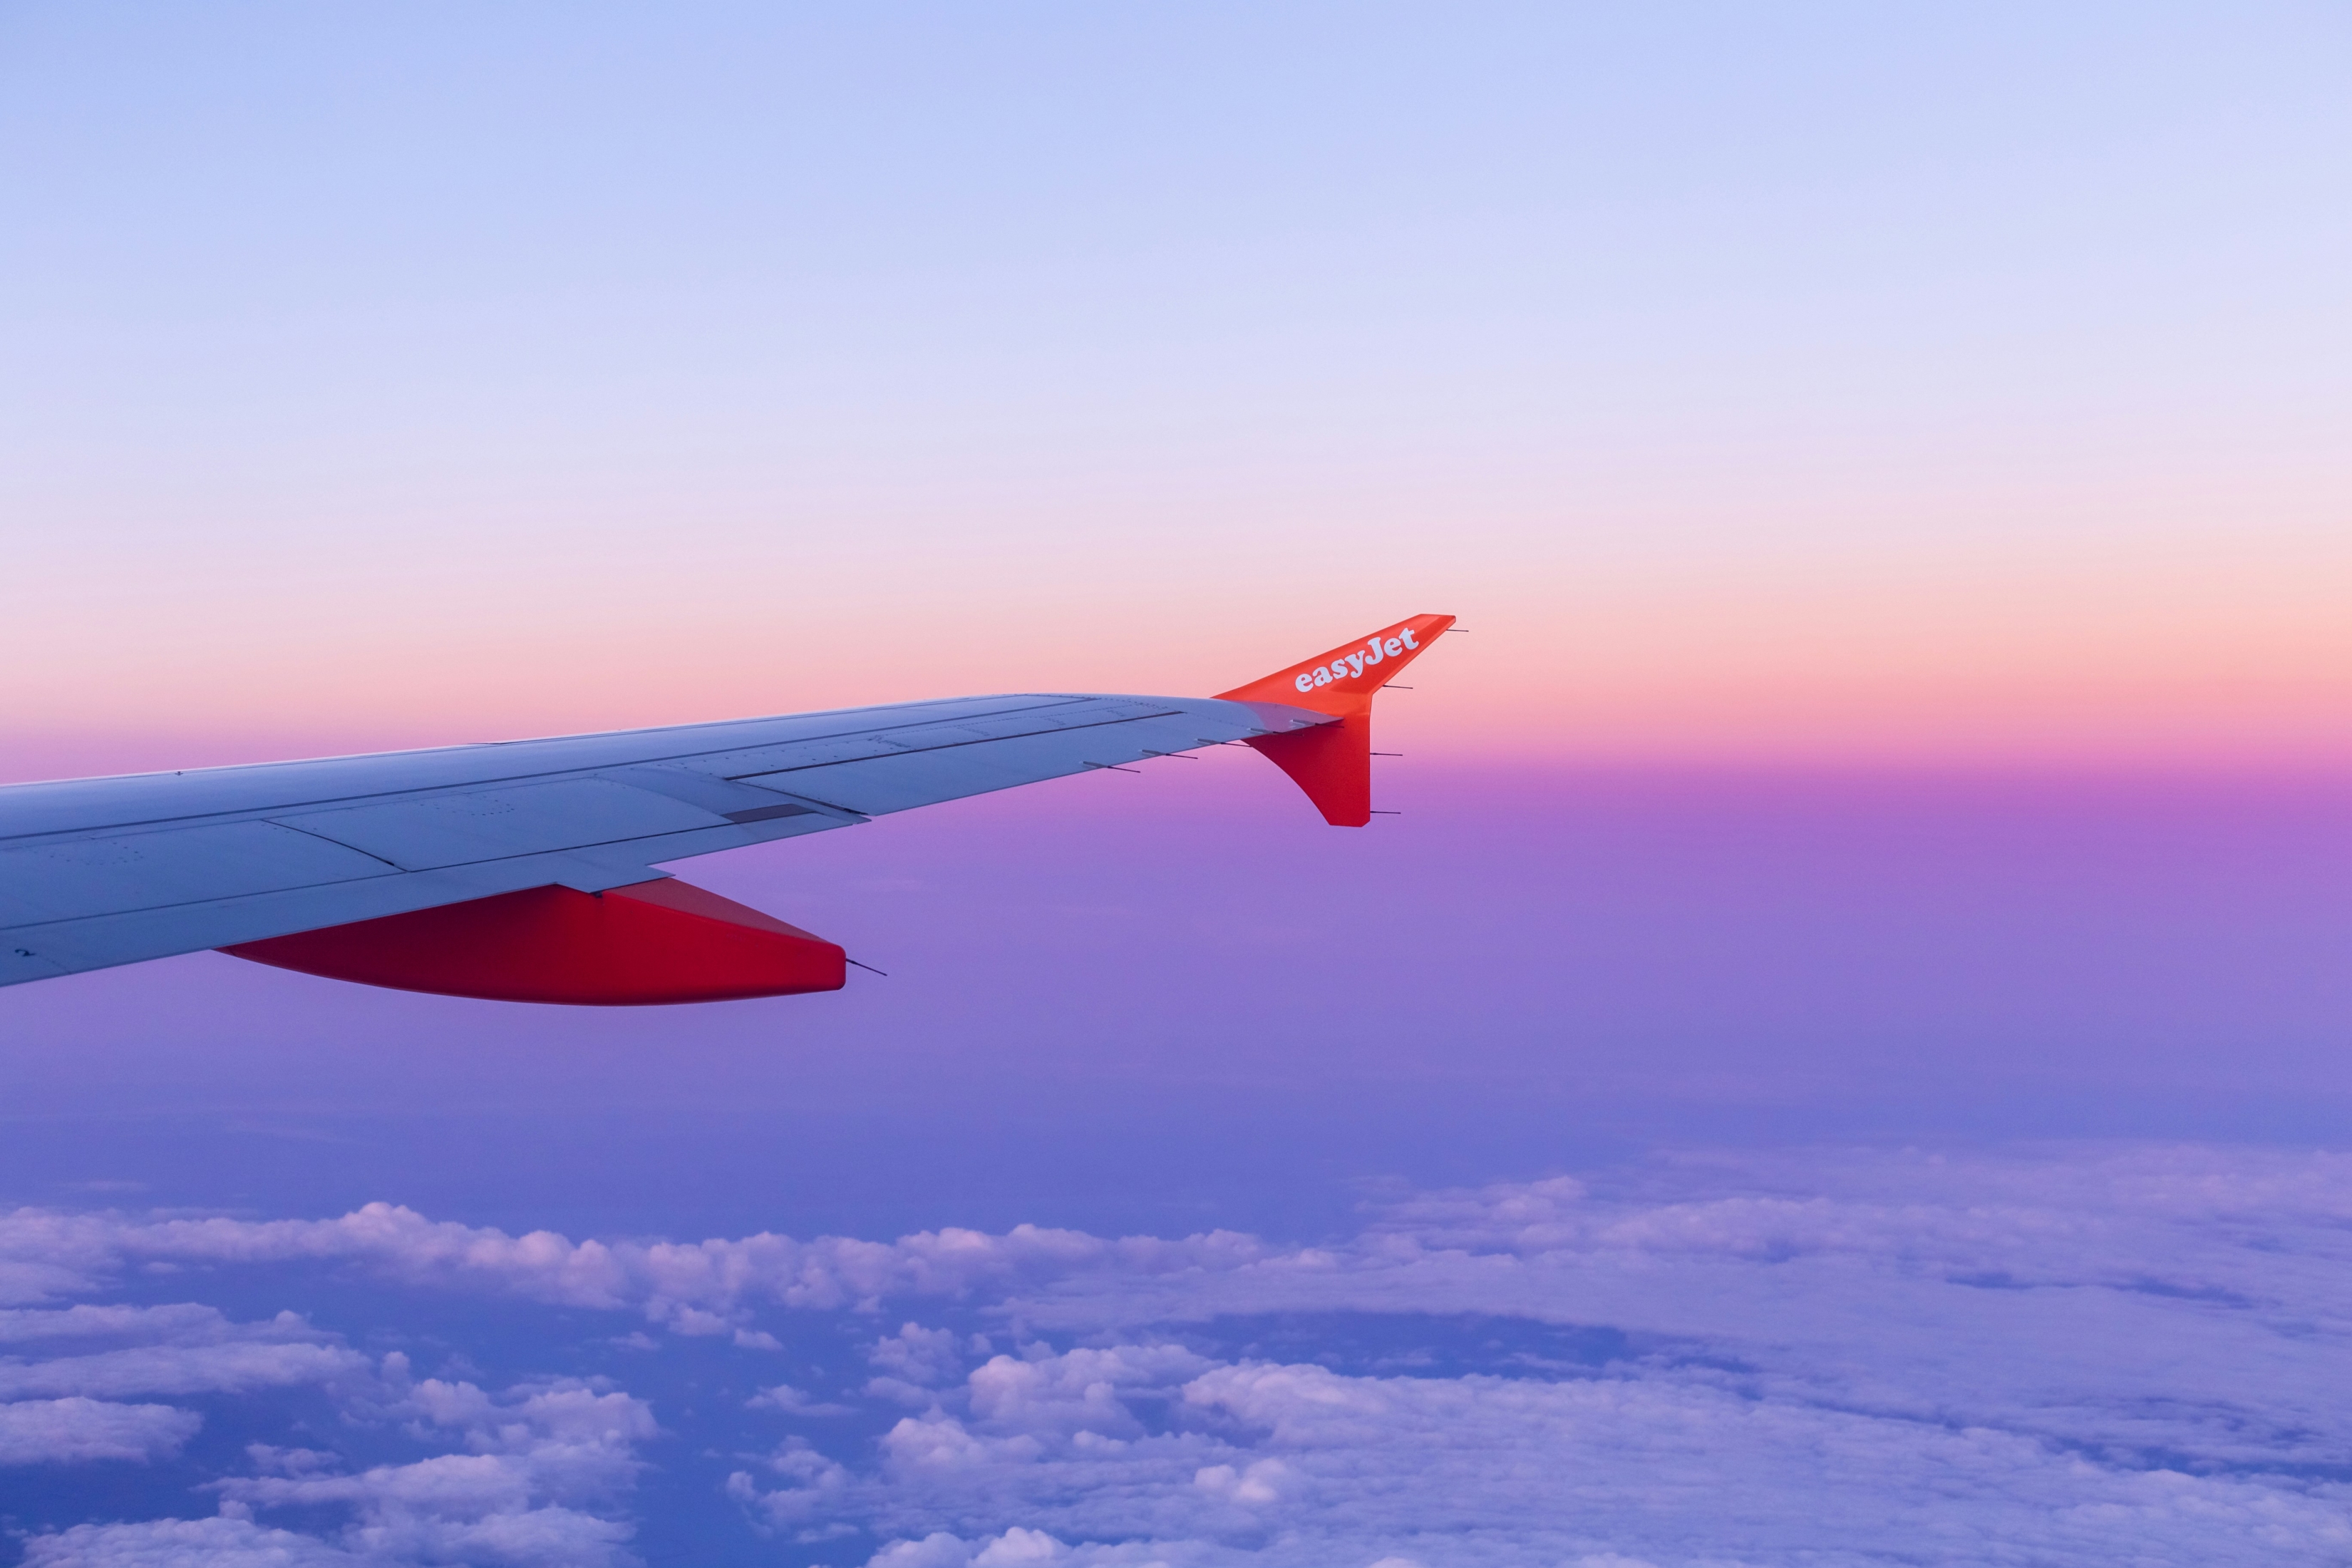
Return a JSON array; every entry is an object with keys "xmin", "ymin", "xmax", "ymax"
[{"xmin": 6, "ymin": 1143, "xmax": 2352, "ymax": 1566}]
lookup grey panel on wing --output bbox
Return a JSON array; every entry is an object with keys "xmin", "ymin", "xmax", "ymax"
[
  {"xmin": 0, "ymin": 697, "xmax": 1185, "ymax": 844},
  {"xmin": 5, "ymin": 850, "xmax": 639, "ymax": 977},
  {"xmin": 0, "ymin": 692, "xmax": 1272, "ymax": 990},
  {"xmin": 0, "ymin": 703, "xmax": 1007, "ymax": 843},
  {"xmin": 0, "ymin": 808, "xmax": 856, "ymax": 985},
  {"xmin": 0, "ymin": 821, "xmax": 395, "ymax": 927},
  {"xmin": 586, "ymin": 765, "xmax": 834, "ymax": 822},
  {"xmin": 669, "ymin": 697, "xmax": 1138, "ymax": 782},
  {"xmin": 275, "ymin": 778, "xmax": 726, "ymax": 871},
  {"xmin": 736, "ymin": 708, "xmax": 1218, "ymax": 816}
]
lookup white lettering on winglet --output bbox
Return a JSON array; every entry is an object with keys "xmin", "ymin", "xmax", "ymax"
[{"xmin": 1291, "ymin": 626, "xmax": 1425, "ymax": 693}]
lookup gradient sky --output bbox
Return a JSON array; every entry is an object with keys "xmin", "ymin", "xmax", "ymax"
[
  {"xmin": 4, "ymin": 6, "xmax": 2351, "ymax": 1566},
  {"xmin": 4, "ymin": 1, "xmax": 2348, "ymax": 773}
]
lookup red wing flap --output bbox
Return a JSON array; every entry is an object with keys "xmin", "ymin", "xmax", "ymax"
[
  {"xmin": 220, "ymin": 880, "xmax": 845, "ymax": 1006},
  {"xmin": 1217, "ymin": 614, "xmax": 1452, "ymax": 826}
]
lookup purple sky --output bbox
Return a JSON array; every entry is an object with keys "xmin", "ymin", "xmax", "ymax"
[{"xmin": 5, "ymin": 758, "xmax": 2343, "ymax": 1242}]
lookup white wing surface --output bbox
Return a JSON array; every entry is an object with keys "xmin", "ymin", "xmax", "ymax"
[{"xmin": 0, "ymin": 692, "xmax": 1315, "ymax": 991}]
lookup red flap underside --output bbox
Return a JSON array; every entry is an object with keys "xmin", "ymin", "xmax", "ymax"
[{"xmin": 220, "ymin": 879, "xmax": 845, "ymax": 1006}]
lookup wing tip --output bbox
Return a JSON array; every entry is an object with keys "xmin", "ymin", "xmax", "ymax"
[{"xmin": 1214, "ymin": 617, "xmax": 1455, "ymax": 825}]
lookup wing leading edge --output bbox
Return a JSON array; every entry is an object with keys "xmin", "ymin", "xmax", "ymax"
[{"xmin": 0, "ymin": 617, "xmax": 1452, "ymax": 1003}]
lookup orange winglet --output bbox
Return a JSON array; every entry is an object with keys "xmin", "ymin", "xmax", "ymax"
[{"xmin": 1215, "ymin": 614, "xmax": 1454, "ymax": 826}]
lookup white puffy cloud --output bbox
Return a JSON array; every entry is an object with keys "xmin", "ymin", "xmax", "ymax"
[
  {"xmin": 972, "ymin": 1527, "xmax": 1070, "ymax": 1564},
  {"xmin": 21, "ymin": 1515, "xmax": 361, "ymax": 1567},
  {"xmin": 863, "ymin": 1529, "xmax": 1082, "ymax": 1568},
  {"xmin": 882, "ymin": 1413, "xmax": 1045, "ymax": 1474},
  {"xmin": 336, "ymin": 1505, "xmax": 635, "ymax": 1567},
  {"xmin": 872, "ymin": 1323, "xmax": 968, "ymax": 1386},
  {"xmin": 0, "ymin": 1341, "xmax": 361, "ymax": 1401},
  {"xmin": 21, "ymin": 1506, "xmax": 637, "ymax": 1568},
  {"xmin": 193, "ymin": 1376, "xmax": 651, "ymax": 1567},
  {"xmin": 748, "ymin": 1381, "xmax": 855, "ymax": 1415},
  {"xmin": 16, "ymin": 1361, "xmax": 656, "ymax": 1568},
  {"xmin": 728, "ymin": 1438, "xmax": 857, "ymax": 1529},
  {"xmin": 0, "ymin": 1246, "xmax": 654, "ymax": 1567},
  {"xmin": 868, "ymin": 1322, "xmax": 973, "ymax": 1405},
  {"xmin": 966, "ymin": 1345, "xmax": 1210, "ymax": 1441},
  {"xmin": 254, "ymin": 1374, "xmax": 651, "ymax": 1499},
  {"xmin": 0, "ymin": 1398, "xmax": 201, "ymax": 1465},
  {"xmin": 869, "ymin": 1535, "xmax": 983, "ymax": 1568},
  {"xmin": 0, "ymin": 1203, "xmax": 1268, "ymax": 1325},
  {"xmin": 1190, "ymin": 1460, "xmax": 1291, "ymax": 1506},
  {"xmin": 0, "ymin": 1304, "xmax": 361, "ymax": 1403}
]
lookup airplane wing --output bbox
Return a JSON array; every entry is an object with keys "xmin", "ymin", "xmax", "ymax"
[{"xmin": 0, "ymin": 615, "xmax": 1453, "ymax": 1004}]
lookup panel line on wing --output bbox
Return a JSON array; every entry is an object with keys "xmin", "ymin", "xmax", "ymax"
[
  {"xmin": 723, "ymin": 707, "xmax": 1187, "ymax": 778},
  {"xmin": 269, "ymin": 816, "xmax": 405, "ymax": 869},
  {"xmin": 0, "ymin": 695, "xmax": 1114, "ymax": 845}
]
